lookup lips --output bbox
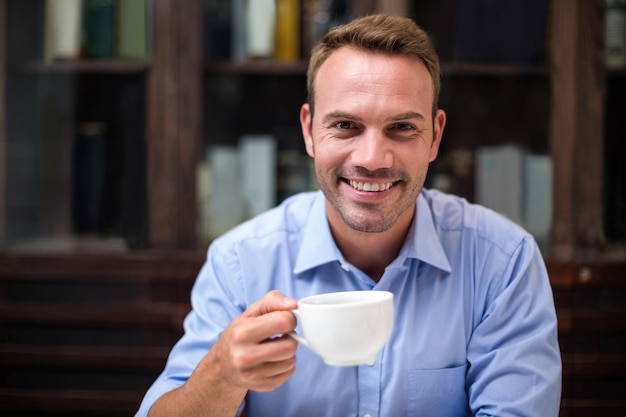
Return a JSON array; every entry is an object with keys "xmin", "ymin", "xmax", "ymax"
[{"xmin": 348, "ymin": 180, "xmax": 393, "ymax": 192}]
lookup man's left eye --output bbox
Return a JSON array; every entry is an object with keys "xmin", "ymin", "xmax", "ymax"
[{"xmin": 392, "ymin": 123, "xmax": 414, "ymax": 131}]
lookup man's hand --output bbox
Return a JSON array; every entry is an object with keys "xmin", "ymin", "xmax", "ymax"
[
  {"xmin": 209, "ymin": 290, "xmax": 299, "ymax": 392},
  {"xmin": 148, "ymin": 290, "xmax": 299, "ymax": 417}
]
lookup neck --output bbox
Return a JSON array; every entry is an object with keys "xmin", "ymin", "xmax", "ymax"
[{"xmin": 327, "ymin": 204, "xmax": 414, "ymax": 282}]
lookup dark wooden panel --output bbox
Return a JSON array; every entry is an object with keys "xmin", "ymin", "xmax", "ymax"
[
  {"xmin": 0, "ymin": 388, "xmax": 142, "ymax": 416},
  {"xmin": 0, "ymin": 344, "xmax": 170, "ymax": 372}
]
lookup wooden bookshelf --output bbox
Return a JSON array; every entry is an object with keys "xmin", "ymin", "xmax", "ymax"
[{"xmin": 25, "ymin": 59, "xmax": 151, "ymax": 74}]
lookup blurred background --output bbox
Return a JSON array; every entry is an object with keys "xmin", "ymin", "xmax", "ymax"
[{"xmin": 0, "ymin": 0, "xmax": 625, "ymax": 416}]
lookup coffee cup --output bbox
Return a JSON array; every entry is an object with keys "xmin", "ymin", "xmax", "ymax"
[{"xmin": 289, "ymin": 290, "xmax": 394, "ymax": 366}]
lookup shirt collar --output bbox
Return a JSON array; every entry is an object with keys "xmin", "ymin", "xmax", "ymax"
[
  {"xmin": 293, "ymin": 190, "xmax": 452, "ymax": 275},
  {"xmin": 407, "ymin": 191, "xmax": 452, "ymax": 273},
  {"xmin": 294, "ymin": 191, "xmax": 340, "ymax": 274}
]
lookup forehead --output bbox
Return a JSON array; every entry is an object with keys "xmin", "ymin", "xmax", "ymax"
[{"xmin": 313, "ymin": 47, "xmax": 433, "ymax": 110}]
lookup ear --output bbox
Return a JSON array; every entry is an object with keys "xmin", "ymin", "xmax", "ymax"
[
  {"xmin": 300, "ymin": 103, "xmax": 315, "ymax": 157},
  {"xmin": 429, "ymin": 109, "xmax": 446, "ymax": 162}
]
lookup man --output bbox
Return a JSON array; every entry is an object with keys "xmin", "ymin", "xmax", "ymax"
[{"xmin": 136, "ymin": 14, "xmax": 561, "ymax": 417}]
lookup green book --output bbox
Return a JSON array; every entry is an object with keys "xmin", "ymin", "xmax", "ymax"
[
  {"xmin": 84, "ymin": 0, "xmax": 115, "ymax": 59},
  {"xmin": 117, "ymin": 0, "xmax": 147, "ymax": 59}
]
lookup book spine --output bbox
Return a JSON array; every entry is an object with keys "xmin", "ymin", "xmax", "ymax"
[
  {"xmin": 274, "ymin": 0, "xmax": 300, "ymax": 62},
  {"xmin": 231, "ymin": 0, "xmax": 247, "ymax": 63},
  {"xmin": 203, "ymin": 0, "xmax": 231, "ymax": 61},
  {"xmin": 117, "ymin": 0, "xmax": 147, "ymax": 59},
  {"xmin": 72, "ymin": 122, "xmax": 107, "ymax": 234},
  {"xmin": 240, "ymin": 135, "xmax": 277, "ymax": 218},
  {"xmin": 44, "ymin": 0, "xmax": 83, "ymax": 62},
  {"xmin": 475, "ymin": 145, "xmax": 524, "ymax": 225},
  {"xmin": 84, "ymin": 0, "xmax": 116, "ymax": 59},
  {"xmin": 606, "ymin": 0, "xmax": 626, "ymax": 68},
  {"xmin": 245, "ymin": 0, "xmax": 276, "ymax": 59}
]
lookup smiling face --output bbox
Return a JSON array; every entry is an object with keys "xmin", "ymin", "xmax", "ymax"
[{"xmin": 300, "ymin": 47, "xmax": 446, "ymax": 235}]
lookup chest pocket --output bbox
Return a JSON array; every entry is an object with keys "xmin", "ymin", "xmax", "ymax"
[{"xmin": 407, "ymin": 364, "xmax": 470, "ymax": 417}]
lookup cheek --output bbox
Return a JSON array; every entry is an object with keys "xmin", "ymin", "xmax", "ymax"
[{"xmin": 312, "ymin": 143, "xmax": 349, "ymax": 173}]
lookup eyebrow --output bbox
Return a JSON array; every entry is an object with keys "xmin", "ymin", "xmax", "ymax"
[
  {"xmin": 390, "ymin": 111, "xmax": 426, "ymax": 121},
  {"xmin": 322, "ymin": 110, "xmax": 426, "ymax": 124},
  {"xmin": 322, "ymin": 111, "xmax": 361, "ymax": 123}
]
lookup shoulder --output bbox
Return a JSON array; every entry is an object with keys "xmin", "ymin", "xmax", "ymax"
[{"xmin": 421, "ymin": 188, "xmax": 532, "ymax": 257}]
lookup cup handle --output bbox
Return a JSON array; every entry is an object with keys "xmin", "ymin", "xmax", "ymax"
[{"xmin": 287, "ymin": 309, "xmax": 310, "ymax": 348}]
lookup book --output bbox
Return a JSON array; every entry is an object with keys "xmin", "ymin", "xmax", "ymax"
[
  {"xmin": 117, "ymin": 0, "xmax": 147, "ymax": 59},
  {"xmin": 240, "ymin": 135, "xmax": 277, "ymax": 218},
  {"xmin": 207, "ymin": 146, "xmax": 245, "ymax": 239},
  {"xmin": 84, "ymin": 0, "xmax": 115, "ymax": 59},
  {"xmin": 523, "ymin": 154, "xmax": 552, "ymax": 247},
  {"xmin": 476, "ymin": 146, "xmax": 554, "ymax": 244},
  {"xmin": 43, "ymin": 0, "xmax": 82, "ymax": 62},
  {"xmin": 230, "ymin": 0, "xmax": 247, "ymax": 63},
  {"xmin": 274, "ymin": 0, "xmax": 300, "ymax": 62},
  {"xmin": 605, "ymin": 0, "xmax": 626, "ymax": 68},
  {"xmin": 245, "ymin": 0, "xmax": 276, "ymax": 59},
  {"xmin": 203, "ymin": 0, "xmax": 231, "ymax": 61},
  {"xmin": 72, "ymin": 122, "xmax": 107, "ymax": 234},
  {"xmin": 475, "ymin": 145, "xmax": 524, "ymax": 225}
]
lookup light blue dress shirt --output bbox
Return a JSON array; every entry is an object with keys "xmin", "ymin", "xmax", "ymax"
[{"xmin": 136, "ymin": 189, "xmax": 561, "ymax": 417}]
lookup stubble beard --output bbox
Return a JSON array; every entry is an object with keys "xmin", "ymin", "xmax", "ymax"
[{"xmin": 316, "ymin": 167, "xmax": 424, "ymax": 234}]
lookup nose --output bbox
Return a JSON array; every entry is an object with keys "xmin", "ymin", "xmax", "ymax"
[{"xmin": 350, "ymin": 129, "xmax": 393, "ymax": 171}]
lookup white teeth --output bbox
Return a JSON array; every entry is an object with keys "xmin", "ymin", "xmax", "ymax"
[{"xmin": 349, "ymin": 180, "xmax": 392, "ymax": 192}]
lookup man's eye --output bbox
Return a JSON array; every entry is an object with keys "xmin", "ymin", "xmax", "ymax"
[
  {"xmin": 392, "ymin": 123, "xmax": 414, "ymax": 131},
  {"xmin": 335, "ymin": 121, "xmax": 355, "ymax": 129}
]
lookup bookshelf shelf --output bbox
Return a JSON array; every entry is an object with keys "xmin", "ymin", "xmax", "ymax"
[
  {"xmin": 204, "ymin": 61, "xmax": 308, "ymax": 75},
  {"xmin": 25, "ymin": 59, "xmax": 151, "ymax": 74},
  {"xmin": 441, "ymin": 61, "xmax": 549, "ymax": 77},
  {"xmin": 607, "ymin": 67, "xmax": 626, "ymax": 78},
  {"xmin": 204, "ymin": 60, "xmax": 549, "ymax": 77}
]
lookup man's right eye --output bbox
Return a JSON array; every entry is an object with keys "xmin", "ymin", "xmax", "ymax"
[{"xmin": 335, "ymin": 121, "xmax": 355, "ymax": 129}]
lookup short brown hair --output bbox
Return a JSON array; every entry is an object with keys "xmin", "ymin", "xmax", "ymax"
[{"xmin": 307, "ymin": 14, "xmax": 441, "ymax": 118}]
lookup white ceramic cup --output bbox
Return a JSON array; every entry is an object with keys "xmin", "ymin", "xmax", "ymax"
[{"xmin": 289, "ymin": 290, "xmax": 394, "ymax": 366}]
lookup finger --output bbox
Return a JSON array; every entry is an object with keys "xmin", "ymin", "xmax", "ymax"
[
  {"xmin": 256, "ymin": 334, "xmax": 299, "ymax": 362},
  {"xmin": 243, "ymin": 290, "xmax": 297, "ymax": 318},
  {"xmin": 227, "ymin": 332, "xmax": 297, "ymax": 376},
  {"xmin": 231, "ymin": 310, "xmax": 297, "ymax": 346}
]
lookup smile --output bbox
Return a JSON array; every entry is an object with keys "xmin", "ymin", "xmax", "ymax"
[{"xmin": 348, "ymin": 180, "xmax": 393, "ymax": 192}]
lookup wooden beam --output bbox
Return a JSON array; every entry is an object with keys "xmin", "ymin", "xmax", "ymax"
[
  {"xmin": 147, "ymin": 0, "xmax": 202, "ymax": 249},
  {"xmin": 549, "ymin": 0, "xmax": 606, "ymax": 259},
  {"xmin": 177, "ymin": 0, "xmax": 202, "ymax": 249},
  {"xmin": 0, "ymin": 0, "xmax": 5, "ymax": 246},
  {"xmin": 147, "ymin": 0, "xmax": 178, "ymax": 248},
  {"xmin": 549, "ymin": 0, "xmax": 579, "ymax": 259},
  {"xmin": 574, "ymin": 0, "xmax": 605, "ymax": 254}
]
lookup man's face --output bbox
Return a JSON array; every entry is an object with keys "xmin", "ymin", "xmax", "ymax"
[{"xmin": 300, "ymin": 47, "xmax": 445, "ymax": 234}]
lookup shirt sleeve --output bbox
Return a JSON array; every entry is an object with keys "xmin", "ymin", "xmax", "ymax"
[
  {"xmin": 134, "ymin": 240, "xmax": 248, "ymax": 417},
  {"xmin": 466, "ymin": 235, "xmax": 562, "ymax": 417}
]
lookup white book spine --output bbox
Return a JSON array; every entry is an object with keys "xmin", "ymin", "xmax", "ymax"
[{"xmin": 240, "ymin": 135, "xmax": 277, "ymax": 218}]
